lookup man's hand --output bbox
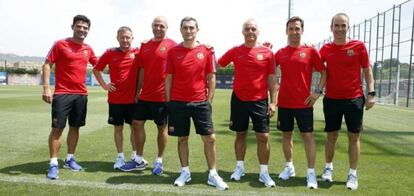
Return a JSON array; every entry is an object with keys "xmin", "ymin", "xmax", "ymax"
[
  {"xmin": 42, "ymin": 87, "xmax": 52, "ymax": 104},
  {"xmin": 103, "ymin": 83, "xmax": 116, "ymax": 92},
  {"xmin": 268, "ymin": 103, "xmax": 276, "ymax": 117},
  {"xmin": 262, "ymin": 41, "xmax": 273, "ymax": 49},
  {"xmin": 365, "ymin": 95, "xmax": 375, "ymax": 110},
  {"xmin": 304, "ymin": 93, "xmax": 320, "ymax": 107}
]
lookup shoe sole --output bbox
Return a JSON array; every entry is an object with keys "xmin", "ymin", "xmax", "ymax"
[
  {"xmin": 63, "ymin": 165, "xmax": 82, "ymax": 171},
  {"xmin": 259, "ymin": 178, "xmax": 276, "ymax": 188},
  {"xmin": 230, "ymin": 173, "xmax": 245, "ymax": 181},
  {"xmin": 322, "ymin": 177, "xmax": 333, "ymax": 182},
  {"xmin": 47, "ymin": 175, "xmax": 59, "ymax": 180},
  {"xmin": 207, "ymin": 180, "xmax": 228, "ymax": 191},
  {"xmin": 278, "ymin": 173, "xmax": 296, "ymax": 180},
  {"xmin": 307, "ymin": 184, "xmax": 318, "ymax": 189},
  {"xmin": 174, "ymin": 178, "xmax": 191, "ymax": 187}
]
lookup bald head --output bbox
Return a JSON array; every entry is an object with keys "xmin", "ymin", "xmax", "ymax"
[
  {"xmin": 330, "ymin": 13, "xmax": 349, "ymax": 27},
  {"xmin": 242, "ymin": 18, "xmax": 259, "ymax": 31},
  {"xmin": 152, "ymin": 16, "xmax": 168, "ymax": 40}
]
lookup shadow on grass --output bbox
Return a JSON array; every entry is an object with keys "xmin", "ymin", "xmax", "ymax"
[{"xmin": 0, "ymin": 160, "xmax": 124, "ymax": 176}]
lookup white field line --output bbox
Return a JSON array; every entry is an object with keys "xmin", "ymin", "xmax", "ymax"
[{"xmin": 0, "ymin": 175, "xmax": 319, "ymax": 196}]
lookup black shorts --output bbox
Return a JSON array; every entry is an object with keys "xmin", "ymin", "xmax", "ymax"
[
  {"xmin": 108, "ymin": 103, "xmax": 135, "ymax": 125},
  {"xmin": 133, "ymin": 100, "xmax": 167, "ymax": 126},
  {"xmin": 167, "ymin": 101, "xmax": 214, "ymax": 137},
  {"xmin": 323, "ymin": 96, "xmax": 365, "ymax": 133},
  {"xmin": 229, "ymin": 92, "xmax": 269, "ymax": 133},
  {"xmin": 51, "ymin": 94, "xmax": 87, "ymax": 129},
  {"xmin": 277, "ymin": 108, "xmax": 313, "ymax": 132}
]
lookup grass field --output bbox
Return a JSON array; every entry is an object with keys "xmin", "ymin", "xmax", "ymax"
[{"xmin": 1, "ymin": 86, "xmax": 414, "ymax": 195}]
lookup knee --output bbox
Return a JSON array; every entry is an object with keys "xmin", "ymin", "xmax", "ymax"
[
  {"xmin": 178, "ymin": 136, "xmax": 189, "ymax": 144},
  {"xmin": 236, "ymin": 132, "xmax": 247, "ymax": 140},
  {"xmin": 203, "ymin": 135, "xmax": 216, "ymax": 144},
  {"xmin": 256, "ymin": 133, "xmax": 269, "ymax": 143}
]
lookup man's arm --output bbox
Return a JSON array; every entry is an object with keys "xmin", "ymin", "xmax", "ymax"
[
  {"xmin": 165, "ymin": 74, "xmax": 173, "ymax": 102},
  {"xmin": 42, "ymin": 62, "xmax": 53, "ymax": 104},
  {"xmin": 136, "ymin": 68, "xmax": 144, "ymax": 101},
  {"xmin": 363, "ymin": 65, "xmax": 375, "ymax": 110},
  {"xmin": 267, "ymin": 74, "xmax": 277, "ymax": 117},
  {"xmin": 206, "ymin": 73, "xmax": 216, "ymax": 104},
  {"xmin": 305, "ymin": 70, "xmax": 327, "ymax": 106},
  {"xmin": 92, "ymin": 69, "xmax": 115, "ymax": 92}
]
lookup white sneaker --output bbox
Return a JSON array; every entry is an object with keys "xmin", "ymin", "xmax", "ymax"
[
  {"xmin": 208, "ymin": 173, "xmax": 229, "ymax": 191},
  {"xmin": 174, "ymin": 171, "xmax": 191, "ymax": 187},
  {"xmin": 259, "ymin": 172, "xmax": 276, "ymax": 188},
  {"xmin": 346, "ymin": 174, "xmax": 358, "ymax": 190},
  {"xmin": 113, "ymin": 156, "xmax": 125, "ymax": 169},
  {"xmin": 321, "ymin": 167, "xmax": 333, "ymax": 182},
  {"xmin": 278, "ymin": 166, "xmax": 295, "ymax": 180},
  {"xmin": 306, "ymin": 172, "xmax": 318, "ymax": 189},
  {"xmin": 230, "ymin": 166, "xmax": 245, "ymax": 181}
]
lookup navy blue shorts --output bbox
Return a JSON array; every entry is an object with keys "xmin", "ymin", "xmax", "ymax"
[
  {"xmin": 108, "ymin": 103, "xmax": 135, "ymax": 125},
  {"xmin": 277, "ymin": 107, "xmax": 313, "ymax": 132},
  {"xmin": 134, "ymin": 100, "xmax": 167, "ymax": 126},
  {"xmin": 323, "ymin": 96, "xmax": 365, "ymax": 133},
  {"xmin": 51, "ymin": 94, "xmax": 87, "ymax": 129},
  {"xmin": 229, "ymin": 92, "xmax": 269, "ymax": 133},
  {"xmin": 167, "ymin": 101, "xmax": 214, "ymax": 137}
]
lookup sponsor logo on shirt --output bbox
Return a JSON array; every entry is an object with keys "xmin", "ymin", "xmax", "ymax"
[
  {"xmin": 197, "ymin": 52, "xmax": 204, "ymax": 60},
  {"xmin": 346, "ymin": 49, "xmax": 354, "ymax": 56},
  {"xmin": 299, "ymin": 51, "xmax": 306, "ymax": 59},
  {"xmin": 257, "ymin": 53, "xmax": 264, "ymax": 60},
  {"xmin": 83, "ymin": 50, "xmax": 89, "ymax": 57},
  {"xmin": 129, "ymin": 53, "xmax": 135, "ymax": 59},
  {"xmin": 159, "ymin": 46, "xmax": 166, "ymax": 52}
]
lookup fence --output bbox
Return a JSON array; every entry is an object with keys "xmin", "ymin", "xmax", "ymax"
[{"xmin": 316, "ymin": 0, "xmax": 414, "ymax": 108}]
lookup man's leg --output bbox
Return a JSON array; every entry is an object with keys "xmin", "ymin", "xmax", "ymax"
[
  {"xmin": 178, "ymin": 136, "xmax": 189, "ymax": 167},
  {"xmin": 348, "ymin": 131, "xmax": 360, "ymax": 170},
  {"xmin": 132, "ymin": 120, "xmax": 145, "ymax": 157},
  {"xmin": 282, "ymin": 132, "xmax": 293, "ymax": 163},
  {"xmin": 157, "ymin": 124, "xmax": 168, "ymax": 158},
  {"xmin": 325, "ymin": 131, "xmax": 339, "ymax": 163},
  {"xmin": 234, "ymin": 132, "xmax": 247, "ymax": 161},
  {"xmin": 67, "ymin": 126, "xmax": 80, "ymax": 154},
  {"xmin": 114, "ymin": 125, "xmax": 124, "ymax": 153},
  {"xmin": 202, "ymin": 134, "xmax": 216, "ymax": 170},
  {"xmin": 255, "ymin": 132, "xmax": 270, "ymax": 165},
  {"xmin": 301, "ymin": 132, "xmax": 316, "ymax": 168},
  {"xmin": 49, "ymin": 128, "xmax": 64, "ymax": 158}
]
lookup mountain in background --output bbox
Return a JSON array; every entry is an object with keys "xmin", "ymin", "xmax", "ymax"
[{"xmin": 0, "ymin": 53, "xmax": 44, "ymax": 63}]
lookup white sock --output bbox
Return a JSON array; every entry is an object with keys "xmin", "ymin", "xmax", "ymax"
[
  {"xmin": 66, "ymin": 154, "xmax": 74, "ymax": 161},
  {"xmin": 349, "ymin": 169, "xmax": 357, "ymax": 176},
  {"xmin": 286, "ymin": 161, "xmax": 294, "ymax": 168},
  {"xmin": 260, "ymin": 164, "xmax": 268, "ymax": 174},
  {"xmin": 50, "ymin": 157, "xmax": 58, "ymax": 165},
  {"xmin": 209, "ymin": 169, "xmax": 218, "ymax": 176},
  {"xmin": 325, "ymin": 162, "xmax": 333, "ymax": 169},
  {"xmin": 134, "ymin": 155, "xmax": 143, "ymax": 163},
  {"xmin": 117, "ymin": 152, "xmax": 125, "ymax": 159},
  {"xmin": 131, "ymin": 151, "xmax": 137, "ymax": 159},
  {"xmin": 156, "ymin": 157, "xmax": 162, "ymax": 163},
  {"xmin": 236, "ymin": 160, "xmax": 244, "ymax": 167},
  {"xmin": 181, "ymin": 166, "xmax": 190, "ymax": 173},
  {"xmin": 307, "ymin": 168, "xmax": 315, "ymax": 174}
]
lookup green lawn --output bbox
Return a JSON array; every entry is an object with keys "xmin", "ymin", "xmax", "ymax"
[{"xmin": 1, "ymin": 86, "xmax": 414, "ymax": 195}]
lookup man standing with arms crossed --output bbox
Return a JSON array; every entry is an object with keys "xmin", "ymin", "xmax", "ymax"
[
  {"xmin": 120, "ymin": 16, "xmax": 177, "ymax": 175},
  {"xmin": 320, "ymin": 13, "xmax": 375, "ymax": 190},
  {"xmin": 92, "ymin": 26, "xmax": 139, "ymax": 170},
  {"xmin": 217, "ymin": 19, "xmax": 277, "ymax": 188},
  {"xmin": 165, "ymin": 16, "xmax": 228, "ymax": 190},
  {"xmin": 274, "ymin": 16, "xmax": 326, "ymax": 189},
  {"xmin": 43, "ymin": 15, "xmax": 97, "ymax": 180}
]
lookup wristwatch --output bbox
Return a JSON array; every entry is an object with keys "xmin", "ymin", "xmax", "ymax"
[
  {"xmin": 314, "ymin": 88, "xmax": 324, "ymax": 94},
  {"xmin": 368, "ymin": 91, "xmax": 376, "ymax": 96}
]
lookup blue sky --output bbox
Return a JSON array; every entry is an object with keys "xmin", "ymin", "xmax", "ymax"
[{"xmin": 0, "ymin": 0, "xmax": 408, "ymax": 57}]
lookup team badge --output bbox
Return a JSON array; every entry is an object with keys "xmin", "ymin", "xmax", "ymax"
[
  {"xmin": 346, "ymin": 49, "xmax": 354, "ymax": 56},
  {"xmin": 299, "ymin": 51, "xmax": 306, "ymax": 59},
  {"xmin": 197, "ymin": 52, "xmax": 204, "ymax": 59},
  {"xmin": 257, "ymin": 53, "xmax": 264, "ymax": 60},
  {"xmin": 159, "ymin": 46, "xmax": 166, "ymax": 52},
  {"xmin": 83, "ymin": 50, "xmax": 88, "ymax": 57},
  {"xmin": 129, "ymin": 53, "xmax": 135, "ymax": 59}
]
